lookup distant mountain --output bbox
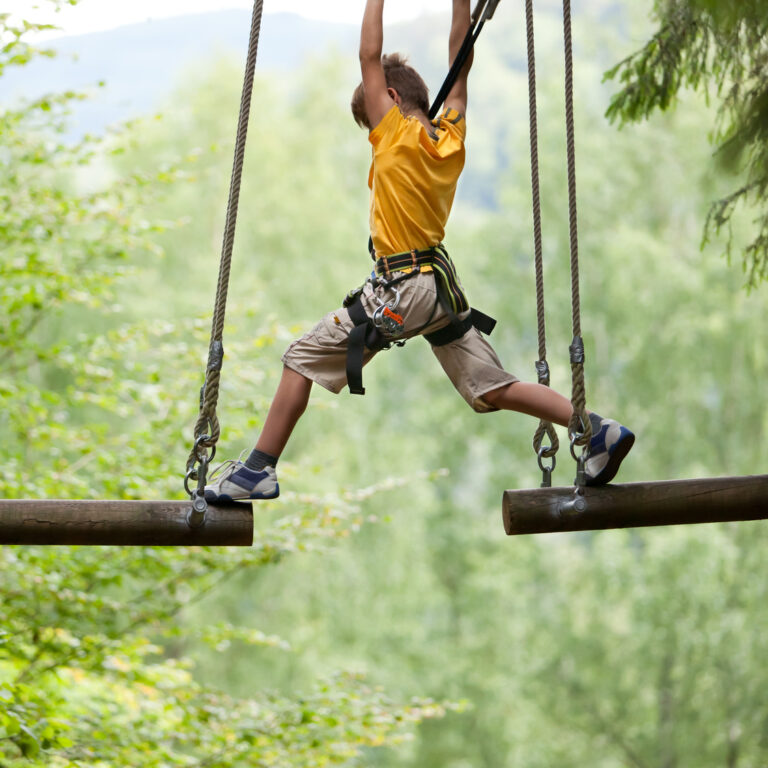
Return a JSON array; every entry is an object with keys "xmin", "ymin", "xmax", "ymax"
[{"xmin": 0, "ymin": 11, "xmax": 360, "ymax": 135}]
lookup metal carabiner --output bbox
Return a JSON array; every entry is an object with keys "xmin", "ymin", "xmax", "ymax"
[
  {"xmin": 537, "ymin": 445, "xmax": 556, "ymax": 488},
  {"xmin": 187, "ymin": 457, "xmax": 209, "ymax": 528},
  {"xmin": 193, "ymin": 434, "xmax": 217, "ymax": 465},
  {"xmin": 373, "ymin": 284, "xmax": 401, "ymax": 312},
  {"xmin": 570, "ymin": 434, "xmax": 589, "ymax": 490},
  {"xmin": 184, "ymin": 467, "xmax": 197, "ymax": 498},
  {"xmin": 371, "ymin": 285, "xmax": 404, "ymax": 337}
]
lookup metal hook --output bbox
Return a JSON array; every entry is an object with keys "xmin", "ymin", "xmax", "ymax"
[
  {"xmin": 569, "ymin": 433, "xmax": 589, "ymax": 490},
  {"xmin": 186, "ymin": 457, "xmax": 209, "ymax": 528},
  {"xmin": 537, "ymin": 446, "xmax": 556, "ymax": 488},
  {"xmin": 193, "ymin": 434, "xmax": 217, "ymax": 466},
  {"xmin": 373, "ymin": 284, "xmax": 401, "ymax": 312}
]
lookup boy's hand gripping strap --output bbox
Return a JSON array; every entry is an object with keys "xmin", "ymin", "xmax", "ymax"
[{"xmin": 429, "ymin": 0, "xmax": 502, "ymax": 119}]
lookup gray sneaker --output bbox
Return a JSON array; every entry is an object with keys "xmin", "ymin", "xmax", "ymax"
[
  {"xmin": 584, "ymin": 414, "xmax": 635, "ymax": 486},
  {"xmin": 204, "ymin": 460, "xmax": 279, "ymax": 502}
]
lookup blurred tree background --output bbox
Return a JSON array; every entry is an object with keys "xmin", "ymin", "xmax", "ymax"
[
  {"xmin": 604, "ymin": 0, "xmax": 768, "ymax": 286},
  {"xmin": 1, "ymin": 0, "xmax": 767, "ymax": 765}
]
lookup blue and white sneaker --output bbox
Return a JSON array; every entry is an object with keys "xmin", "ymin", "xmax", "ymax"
[
  {"xmin": 204, "ymin": 460, "xmax": 279, "ymax": 502},
  {"xmin": 584, "ymin": 414, "xmax": 635, "ymax": 486}
]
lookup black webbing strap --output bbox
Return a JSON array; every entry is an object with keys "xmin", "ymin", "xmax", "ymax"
[
  {"xmin": 424, "ymin": 308, "xmax": 496, "ymax": 347},
  {"xmin": 346, "ymin": 297, "xmax": 393, "ymax": 395},
  {"xmin": 428, "ymin": 0, "xmax": 502, "ymax": 119}
]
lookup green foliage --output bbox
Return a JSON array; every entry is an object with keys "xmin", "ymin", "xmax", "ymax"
[
  {"xmin": 604, "ymin": 0, "xmax": 768, "ymax": 286},
  {"xmin": 1, "ymin": 543, "xmax": 456, "ymax": 766},
  {"xmin": 511, "ymin": 525, "xmax": 768, "ymax": 767}
]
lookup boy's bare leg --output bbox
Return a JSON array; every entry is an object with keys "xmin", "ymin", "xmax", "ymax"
[
  {"xmin": 254, "ymin": 365, "xmax": 313, "ymax": 458},
  {"xmin": 483, "ymin": 381, "xmax": 575, "ymax": 427},
  {"xmin": 484, "ymin": 381, "xmax": 636, "ymax": 486},
  {"xmin": 203, "ymin": 366, "xmax": 309, "ymax": 501}
]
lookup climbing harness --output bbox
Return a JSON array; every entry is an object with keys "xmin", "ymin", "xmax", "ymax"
[
  {"xmin": 344, "ymin": 245, "xmax": 496, "ymax": 395},
  {"xmin": 429, "ymin": 0, "xmax": 503, "ymax": 119},
  {"xmin": 184, "ymin": 0, "xmax": 264, "ymax": 509},
  {"xmin": 524, "ymin": 0, "xmax": 591, "ymax": 492}
]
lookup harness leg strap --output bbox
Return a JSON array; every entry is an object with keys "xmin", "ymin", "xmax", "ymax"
[
  {"xmin": 346, "ymin": 299, "xmax": 372, "ymax": 395},
  {"xmin": 471, "ymin": 307, "xmax": 496, "ymax": 335},
  {"xmin": 346, "ymin": 323, "xmax": 369, "ymax": 395}
]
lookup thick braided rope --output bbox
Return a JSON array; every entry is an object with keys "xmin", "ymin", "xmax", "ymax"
[
  {"xmin": 562, "ymin": 0, "xmax": 591, "ymax": 447},
  {"xmin": 187, "ymin": 0, "xmax": 264, "ymax": 472},
  {"xmin": 526, "ymin": 0, "xmax": 558, "ymax": 460}
]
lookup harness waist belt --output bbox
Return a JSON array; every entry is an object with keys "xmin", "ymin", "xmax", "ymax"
[{"xmin": 374, "ymin": 248, "xmax": 440, "ymax": 277}]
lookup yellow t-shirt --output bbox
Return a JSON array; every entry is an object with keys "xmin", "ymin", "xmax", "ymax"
[{"xmin": 368, "ymin": 104, "xmax": 466, "ymax": 257}]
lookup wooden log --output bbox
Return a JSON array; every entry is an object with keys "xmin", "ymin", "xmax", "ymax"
[
  {"xmin": 0, "ymin": 499, "xmax": 253, "ymax": 546},
  {"xmin": 503, "ymin": 475, "xmax": 768, "ymax": 535}
]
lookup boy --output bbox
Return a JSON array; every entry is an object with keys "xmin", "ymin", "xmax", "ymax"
[{"xmin": 204, "ymin": 0, "xmax": 634, "ymax": 503}]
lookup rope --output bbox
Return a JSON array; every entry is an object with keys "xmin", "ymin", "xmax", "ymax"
[
  {"xmin": 561, "ymin": 0, "xmax": 591, "ymax": 452},
  {"xmin": 186, "ymin": 0, "xmax": 264, "ymax": 485},
  {"xmin": 525, "ymin": 0, "xmax": 559, "ymax": 468}
]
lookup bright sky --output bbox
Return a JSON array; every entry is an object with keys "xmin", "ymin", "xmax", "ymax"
[{"xmin": 6, "ymin": 0, "xmax": 446, "ymax": 37}]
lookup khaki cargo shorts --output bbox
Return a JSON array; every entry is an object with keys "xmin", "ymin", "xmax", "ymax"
[{"xmin": 282, "ymin": 270, "xmax": 518, "ymax": 413}]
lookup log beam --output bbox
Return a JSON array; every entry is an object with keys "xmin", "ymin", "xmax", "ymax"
[
  {"xmin": 0, "ymin": 499, "xmax": 253, "ymax": 546},
  {"xmin": 503, "ymin": 475, "xmax": 768, "ymax": 535}
]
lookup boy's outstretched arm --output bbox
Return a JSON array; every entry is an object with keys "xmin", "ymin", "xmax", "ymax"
[
  {"xmin": 444, "ymin": 0, "xmax": 473, "ymax": 116},
  {"xmin": 359, "ymin": 0, "xmax": 394, "ymax": 130}
]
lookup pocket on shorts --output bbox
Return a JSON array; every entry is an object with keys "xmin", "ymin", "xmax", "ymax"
[{"xmin": 314, "ymin": 309, "xmax": 353, "ymax": 348}]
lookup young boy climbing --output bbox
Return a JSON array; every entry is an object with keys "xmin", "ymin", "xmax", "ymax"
[{"xmin": 204, "ymin": 0, "xmax": 634, "ymax": 503}]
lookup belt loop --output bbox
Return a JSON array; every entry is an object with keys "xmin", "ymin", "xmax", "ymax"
[
  {"xmin": 410, "ymin": 250, "xmax": 419, "ymax": 272},
  {"xmin": 381, "ymin": 254, "xmax": 390, "ymax": 279}
]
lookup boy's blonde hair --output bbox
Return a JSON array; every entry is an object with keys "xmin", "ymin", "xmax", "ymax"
[{"xmin": 351, "ymin": 53, "xmax": 430, "ymax": 129}]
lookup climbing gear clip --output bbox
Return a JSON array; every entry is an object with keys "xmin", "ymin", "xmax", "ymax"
[
  {"xmin": 570, "ymin": 432, "xmax": 589, "ymax": 490},
  {"xmin": 372, "ymin": 286, "xmax": 404, "ymax": 338},
  {"xmin": 537, "ymin": 445, "xmax": 556, "ymax": 488}
]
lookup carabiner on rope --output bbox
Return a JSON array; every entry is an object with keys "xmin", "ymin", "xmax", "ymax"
[
  {"xmin": 187, "ymin": 457, "xmax": 209, "ymax": 527},
  {"xmin": 570, "ymin": 433, "xmax": 589, "ymax": 491},
  {"xmin": 185, "ymin": 434, "xmax": 217, "ymax": 499},
  {"xmin": 537, "ymin": 445, "xmax": 556, "ymax": 488}
]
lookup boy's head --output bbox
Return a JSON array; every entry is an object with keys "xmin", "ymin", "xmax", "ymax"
[{"xmin": 351, "ymin": 53, "xmax": 430, "ymax": 130}]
